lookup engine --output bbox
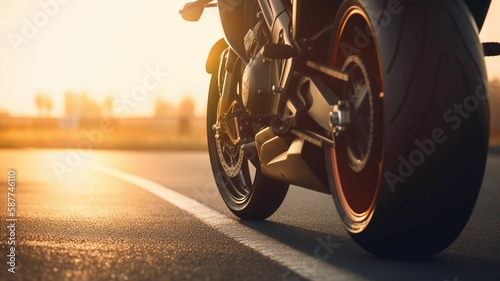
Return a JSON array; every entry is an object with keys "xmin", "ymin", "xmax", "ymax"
[{"xmin": 241, "ymin": 13, "xmax": 281, "ymax": 115}]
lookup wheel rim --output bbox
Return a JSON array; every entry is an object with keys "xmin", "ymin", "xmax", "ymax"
[
  {"xmin": 208, "ymin": 58, "xmax": 257, "ymax": 207},
  {"xmin": 214, "ymin": 100, "xmax": 253, "ymax": 203},
  {"xmin": 330, "ymin": 7, "xmax": 384, "ymax": 230},
  {"xmin": 216, "ymin": 100, "xmax": 245, "ymax": 178}
]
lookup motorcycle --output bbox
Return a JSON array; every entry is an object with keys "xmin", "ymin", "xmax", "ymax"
[{"xmin": 180, "ymin": 0, "xmax": 499, "ymax": 259}]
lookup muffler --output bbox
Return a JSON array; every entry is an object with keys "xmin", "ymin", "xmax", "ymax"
[{"xmin": 255, "ymin": 128, "xmax": 330, "ymax": 194}]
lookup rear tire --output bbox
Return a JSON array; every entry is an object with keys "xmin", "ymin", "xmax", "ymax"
[{"xmin": 327, "ymin": 0, "xmax": 489, "ymax": 259}]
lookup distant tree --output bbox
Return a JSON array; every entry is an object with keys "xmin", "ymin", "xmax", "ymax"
[
  {"xmin": 35, "ymin": 93, "xmax": 53, "ymax": 117},
  {"xmin": 178, "ymin": 96, "xmax": 195, "ymax": 118},
  {"xmin": 178, "ymin": 95, "xmax": 196, "ymax": 135},
  {"xmin": 64, "ymin": 91, "xmax": 79, "ymax": 117},
  {"xmin": 35, "ymin": 94, "xmax": 44, "ymax": 117},
  {"xmin": 81, "ymin": 93, "xmax": 102, "ymax": 118},
  {"xmin": 154, "ymin": 98, "xmax": 175, "ymax": 118},
  {"xmin": 46, "ymin": 97, "xmax": 53, "ymax": 117},
  {"xmin": 104, "ymin": 95, "xmax": 114, "ymax": 116},
  {"xmin": 64, "ymin": 91, "xmax": 102, "ymax": 118}
]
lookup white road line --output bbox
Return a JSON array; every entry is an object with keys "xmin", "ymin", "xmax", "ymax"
[{"xmin": 89, "ymin": 163, "xmax": 365, "ymax": 281}]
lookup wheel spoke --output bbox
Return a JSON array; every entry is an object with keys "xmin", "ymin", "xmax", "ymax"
[
  {"xmin": 241, "ymin": 161, "xmax": 254, "ymax": 187},
  {"xmin": 356, "ymin": 119, "xmax": 370, "ymax": 146},
  {"xmin": 353, "ymin": 82, "xmax": 369, "ymax": 114}
]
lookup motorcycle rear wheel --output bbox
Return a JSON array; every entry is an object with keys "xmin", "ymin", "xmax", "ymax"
[{"xmin": 327, "ymin": 0, "xmax": 489, "ymax": 259}]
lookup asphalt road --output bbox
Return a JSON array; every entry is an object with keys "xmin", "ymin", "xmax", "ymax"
[{"xmin": 0, "ymin": 149, "xmax": 499, "ymax": 281}]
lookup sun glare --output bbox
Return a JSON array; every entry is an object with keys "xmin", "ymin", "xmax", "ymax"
[
  {"xmin": 0, "ymin": 0, "xmax": 222, "ymax": 117},
  {"xmin": 0, "ymin": 0, "xmax": 498, "ymax": 117}
]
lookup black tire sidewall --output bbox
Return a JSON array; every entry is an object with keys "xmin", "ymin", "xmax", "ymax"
[{"xmin": 329, "ymin": 0, "xmax": 489, "ymax": 259}]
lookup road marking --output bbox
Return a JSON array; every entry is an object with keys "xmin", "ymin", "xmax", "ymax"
[{"xmin": 89, "ymin": 163, "xmax": 365, "ymax": 281}]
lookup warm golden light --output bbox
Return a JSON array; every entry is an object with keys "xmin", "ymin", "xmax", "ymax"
[
  {"xmin": 0, "ymin": 1, "xmax": 499, "ymax": 117},
  {"xmin": 0, "ymin": 0, "xmax": 223, "ymax": 117},
  {"xmin": 0, "ymin": 1, "xmax": 499, "ymax": 148}
]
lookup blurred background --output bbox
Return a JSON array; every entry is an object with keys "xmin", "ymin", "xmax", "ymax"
[{"xmin": 0, "ymin": 0, "xmax": 499, "ymax": 150}]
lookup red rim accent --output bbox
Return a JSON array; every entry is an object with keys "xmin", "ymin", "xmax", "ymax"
[{"xmin": 330, "ymin": 7, "xmax": 385, "ymax": 226}]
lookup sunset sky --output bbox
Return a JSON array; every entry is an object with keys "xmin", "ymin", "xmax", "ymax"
[{"xmin": 0, "ymin": 0, "xmax": 499, "ymax": 117}]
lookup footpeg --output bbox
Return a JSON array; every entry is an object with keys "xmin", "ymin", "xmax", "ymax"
[
  {"xmin": 262, "ymin": 44, "xmax": 297, "ymax": 60},
  {"xmin": 484, "ymin": 42, "xmax": 500, "ymax": 57}
]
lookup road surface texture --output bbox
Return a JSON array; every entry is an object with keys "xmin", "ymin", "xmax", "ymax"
[{"xmin": 0, "ymin": 149, "xmax": 499, "ymax": 281}]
